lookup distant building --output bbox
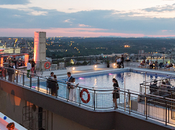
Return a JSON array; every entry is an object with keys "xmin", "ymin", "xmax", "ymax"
[
  {"xmin": 3, "ymin": 47, "xmax": 20, "ymax": 53},
  {"xmin": 0, "ymin": 43, "xmax": 20, "ymax": 53},
  {"xmin": 138, "ymin": 50, "xmax": 144, "ymax": 54}
]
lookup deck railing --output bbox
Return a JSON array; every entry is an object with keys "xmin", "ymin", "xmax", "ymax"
[{"xmin": 0, "ymin": 66, "xmax": 175, "ymax": 127}]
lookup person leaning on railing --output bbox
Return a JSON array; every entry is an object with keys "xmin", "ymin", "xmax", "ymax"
[
  {"xmin": 149, "ymin": 80, "xmax": 158, "ymax": 94},
  {"xmin": 69, "ymin": 78, "xmax": 79, "ymax": 102},
  {"xmin": 50, "ymin": 75, "xmax": 59, "ymax": 96},
  {"xmin": 47, "ymin": 72, "xmax": 54, "ymax": 94},
  {"xmin": 112, "ymin": 78, "xmax": 120, "ymax": 109}
]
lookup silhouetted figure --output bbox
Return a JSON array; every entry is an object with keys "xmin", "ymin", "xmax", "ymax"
[
  {"xmin": 121, "ymin": 55, "xmax": 124, "ymax": 68},
  {"xmin": 8, "ymin": 62, "xmax": 14, "ymax": 82},
  {"xmin": 112, "ymin": 78, "xmax": 120, "ymax": 109},
  {"xmin": 51, "ymin": 75, "xmax": 59, "ymax": 96},
  {"xmin": 47, "ymin": 72, "xmax": 54, "ymax": 94}
]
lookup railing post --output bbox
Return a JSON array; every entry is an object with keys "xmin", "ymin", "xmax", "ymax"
[
  {"xmin": 37, "ymin": 76, "xmax": 40, "ymax": 91},
  {"xmin": 165, "ymin": 98, "xmax": 167, "ymax": 126},
  {"xmin": 30, "ymin": 74, "xmax": 32, "ymax": 88},
  {"xmin": 146, "ymin": 96, "xmax": 147, "ymax": 120},
  {"xmin": 46, "ymin": 78, "xmax": 48, "ymax": 94},
  {"xmin": 4, "ymin": 68, "xmax": 6, "ymax": 80},
  {"xmin": 168, "ymin": 104, "xmax": 169, "ymax": 123},
  {"xmin": 67, "ymin": 86, "xmax": 69, "ymax": 102},
  {"xmin": 144, "ymin": 88, "xmax": 147, "ymax": 116},
  {"xmin": 128, "ymin": 89, "xmax": 131, "ymax": 114},
  {"xmin": 22, "ymin": 73, "xmax": 24, "ymax": 86},
  {"xmin": 1, "ymin": 69, "xmax": 2, "ymax": 79},
  {"xmin": 79, "ymin": 87, "xmax": 81, "ymax": 106},
  {"xmin": 124, "ymin": 77, "xmax": 126, "ymax": 111},
  {"xmin": 93, "ymin": 88, "xmax": 96, "ymax": 111},
  {"xmin": 16, "ymin": 71, "xmax": 18, "ymax": 83}
]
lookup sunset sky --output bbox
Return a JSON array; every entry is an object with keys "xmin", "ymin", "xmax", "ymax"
[{"xmin": 0, "ymin": 0, "xmax": 175, "ymax": 37}]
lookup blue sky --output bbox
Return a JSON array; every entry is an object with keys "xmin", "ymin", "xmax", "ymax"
[{"xmin": 0, "ymin": 0, "xmax": 175, "ymax": 37}]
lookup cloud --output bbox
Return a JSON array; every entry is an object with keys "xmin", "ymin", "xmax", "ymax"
[
  {"xmin": 78, "ymin": 24, "xmax": 91, "ymax": 27},
  {"xmin": 161, "ymin": 30, "xmax": 173, "ymax": 33},
  {"xmin": 144, "ymin": 3, "xmax": 175, "ymax": 12},
  {"xmin": 0, "ymin": 0, "xmax": 30, "ymax": 5},
  {"xmin": 64, "ymin": 19, "xmax": 71, "ymax": 23},
  {"xmin": 112, "ymin": 3, "xmax": 175, "ymax": 18},
  {"xmin": 13, "ymin": 14, "xmax": 21, "ymax": 17},
  {"xmin": 0, "ymin": 5, "xmax": 175, "ymax": 36},
  {"xmin": 30, "ymin": 11, "xmax": 48, "ymax": 16}
]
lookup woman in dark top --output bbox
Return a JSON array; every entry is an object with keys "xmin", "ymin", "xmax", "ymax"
[
  {"xmin": 112, "ymin": 78, "xmax": 120, "ymax": 109},
  {"xmin": 51, "ymin": 75, "xmax": 59, "ymax": 96}
]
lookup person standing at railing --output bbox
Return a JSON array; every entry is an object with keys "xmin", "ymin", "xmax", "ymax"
[
  {"xmin": 149, "ymin": 80, "xmax": 158, "ymax": 94},
  {"xmin": 117, "ymin": 58, "xmax": 121, "ymax": 68},
  {"xmin": 31, "ymin": 59, "xmax": 36, "ymax": 74},
  {"xmin": 27, "ymin": 60, "xmax": 31, "ymax": 78},
  {"xmin": 51, "ymin": 75, "xmax": 59, "ymax": 96},
  {"xmin": 12, "ymin": 62, "xmax": 16, "ymax": 82},
  {"xmin": 12, "ymin": 58, "xmax": 17, "ymax": 69},
  {"xmin": 69, "ymin": 78, "xmax": 79, "ymax": 102},
  {"xmin": 112, "ymin": 78, "xmax": 120, "ymax": 109},
  {"xmin": 66, "ymin": 72, "xmax": 73, "ymax": 98},
  {"xmin": 47, "ymin": 72, "xmax": 54, "ymax": 94},
  {"xmin": 165, "ymin": 62, "xmax": 169, "ymax": 68},
  {"xmin": 7, "ymin": 62, "xmax": 14, "ymax": 82}
]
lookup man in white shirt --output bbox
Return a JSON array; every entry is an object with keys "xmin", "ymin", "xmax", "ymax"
[
  {"xmin": 117, "ymin": 58, "xmax": 121, "ymax": 64},
  {"xmin": 117, "ymin": 58, "xmax": 121, "ymax": 68},
  {"xmin": 27, "ymin": 60, "xmax": 31, "ymax": 78},
  {"xmin": 12, "ymin": 62, "xmax": 16, "ymax": 82},
  {"xmin": 166, "ymin": 62, "xmax": 169, "ymax": 68},
  {"xmin": 67, "ymin": 72, "xmax": 72, "ymax": 83},
  {"xmin": 66, "ymin": 72, "xmax": 73, "ymax": 98}
]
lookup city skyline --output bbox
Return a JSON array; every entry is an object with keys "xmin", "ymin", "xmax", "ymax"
[{"xmin": 0, "ymin": 0, "xmax": 175, "ymax": 37}]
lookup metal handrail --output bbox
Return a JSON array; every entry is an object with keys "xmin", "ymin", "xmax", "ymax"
[{"xmin": 1, "ymin": 66, "xmax": 175, "ymax": 127}]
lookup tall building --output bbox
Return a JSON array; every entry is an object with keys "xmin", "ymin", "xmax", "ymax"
[{"xmin": 34, "ymin": 32, "xmax": 46, "ymax": 70}]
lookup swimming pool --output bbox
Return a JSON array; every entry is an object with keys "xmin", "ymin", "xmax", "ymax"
[
  {"xmin": 62, "ymin": 70, "xmax": 173, "ymax": 92},
  {"xmin": 28, "ymin": 69, "xmax": 175, "ymax": 109}
]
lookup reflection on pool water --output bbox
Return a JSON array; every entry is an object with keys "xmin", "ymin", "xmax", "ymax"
[{"xmin": 64, "ymin": 71, "xmax": 174, "ymax": 92}]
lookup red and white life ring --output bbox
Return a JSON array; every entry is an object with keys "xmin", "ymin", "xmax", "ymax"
[
  {"xmin": 80, "ymin": 88, "xmax": 90, "ymax": 103},
  {"xmin": 44, "ymin": 62, "xmax": 51, "ymax": 69}
]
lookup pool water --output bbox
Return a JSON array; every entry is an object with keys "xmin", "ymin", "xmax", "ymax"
[{"xmin": 63, "ymin": 71, "xmax": 173, "ymax": 92}]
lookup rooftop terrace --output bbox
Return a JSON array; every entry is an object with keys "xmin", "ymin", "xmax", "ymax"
[{"xmin": 0, "ymin": 64, "xmax": 175, "ymax": 130}]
